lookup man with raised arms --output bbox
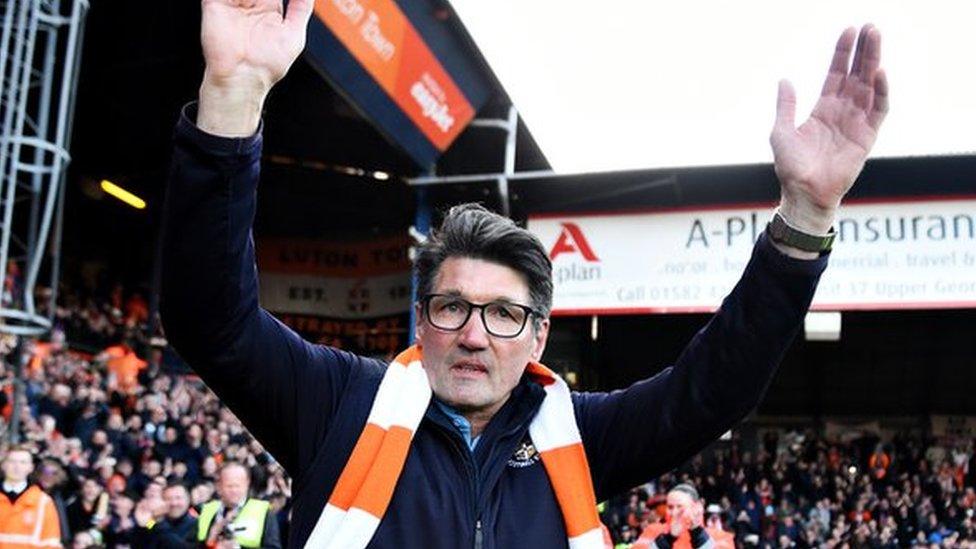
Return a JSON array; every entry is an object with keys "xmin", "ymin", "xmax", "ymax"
[{"xmin": 161, "ymin": 1, "xmax": 887, "ymax": 547}]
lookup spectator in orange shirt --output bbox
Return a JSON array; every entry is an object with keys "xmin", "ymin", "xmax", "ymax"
[{"xmin": 99, "ymin": 343, "xmax": 147, "ymax": 394}]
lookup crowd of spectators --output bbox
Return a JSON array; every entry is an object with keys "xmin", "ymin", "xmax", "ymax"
[
  {"xmin": 5, "ymin": 283, "xmax": 976, "ymax": 548},
  {"xmin": 602, "ymin": 431, "xmax": 976, "ymax": 548},
  {"xmin": 0, "ymin": 285, "xmax": 290, "ymax": 547}
]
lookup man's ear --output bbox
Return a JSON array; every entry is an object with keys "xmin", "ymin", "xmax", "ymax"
[
  {"xmin": 530, "ymin": 318, "xmax": 550, "ymax": 361},
  {"xmin": 414, "ymin": 302, "xmax": 426, "ymax": 344}
]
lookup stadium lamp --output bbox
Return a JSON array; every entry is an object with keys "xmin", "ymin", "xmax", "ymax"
[{"xmin": 100, "ymin": 179, "xmax": 146, "ymax": 209}]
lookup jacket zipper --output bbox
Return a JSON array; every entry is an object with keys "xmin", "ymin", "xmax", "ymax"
[
  {"xmin": 428, "ymin": 417, "xmax": 482, "ymax": 547},
  {"xmin": 428, "ymin": 390, "xmax": 542, "ymax": 549},
  {"xmin": 455, "ymin": 440, "xmax": 481, "ymax": 548}
]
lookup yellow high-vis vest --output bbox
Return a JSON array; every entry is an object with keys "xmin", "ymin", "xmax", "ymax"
[{"xmin": 197, "ymin": 498, "xmax": 270, "ymax": 548}]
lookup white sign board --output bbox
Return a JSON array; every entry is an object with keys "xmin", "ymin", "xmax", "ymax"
[
  {"xmin": 258, "ymin": 272, "xmax": 411, "ymax": 319},
  {"xmin": 528, "ymin": 197, "xmax": 976, "ymax": 315},
  {"xmin": 256, "ymin": 236, "xmax": 412, "ymax": 319}
]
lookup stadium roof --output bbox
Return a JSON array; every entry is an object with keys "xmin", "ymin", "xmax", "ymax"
[{"xmin": 66, "ymin": 0, "xmax": 547, "ymax": 286}]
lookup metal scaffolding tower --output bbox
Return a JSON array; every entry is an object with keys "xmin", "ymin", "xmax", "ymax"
[
  {"xmin": 0, "ymin": 0, "xmax": 88, "ymax": 337},
  {"xmin": 0, "ymin": 0, "xmax": 87, "ymax": 444}
]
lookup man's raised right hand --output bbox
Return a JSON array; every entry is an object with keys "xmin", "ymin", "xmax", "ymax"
[{"xmin": 198, "ymin": 0, "xmax": 314, "ymax": 137}]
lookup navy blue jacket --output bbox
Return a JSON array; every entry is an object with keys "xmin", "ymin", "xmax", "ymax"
[{"xmin": 160, "ymin": 104, "xmax": 828, "ymax": 548}]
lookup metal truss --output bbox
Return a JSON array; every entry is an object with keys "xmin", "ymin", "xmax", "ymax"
[
  {"xmin": 406, "ymin": 106, "xmax": 556, "ymax": 218},
  {"xmin": 0, "ymin": 0, "xmax": 88, "ymax": 336}
]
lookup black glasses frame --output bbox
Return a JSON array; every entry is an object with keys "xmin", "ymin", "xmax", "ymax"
[{"xmin": 420, "ymin": 293, "xmax": 539, "ymax": 338}]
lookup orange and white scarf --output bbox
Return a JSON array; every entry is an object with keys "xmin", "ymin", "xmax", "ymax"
[{"xmin": 303, "ymin": 345, "xmax": 604, "ymax": 549}]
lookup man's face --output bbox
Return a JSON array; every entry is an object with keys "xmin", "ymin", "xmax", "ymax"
[
  {"xmin": 112, "ymin": 494, "xmax": 134, "ymax": 516},
  {"xmin": 151, "ymin": 408, "xmax": 166, "ymax": 424},
  {"xmin": 667, "ymin": 490, "xmax": 694, "ymax": 521},
  {"xmin": 164, "ymin": 486, "xmax": 191, "ymax": 519},
  {"xmin": 144, "ymin": 480, "xmax": 164, "ymax": 500},
  {"xmin": 81, "ymin": 479, "xmax": 101, "ymax": 501},
  {"xmin": 217, "ymin": 466, "xmax": 249, "ymax": 507},
  {"xmin": 2, "ymin": 450, "xmax": 33, "ymax": 483},
  {"xmin": 416, "ymin": 257, "xmax": 548, "ymax": 418},
  {"xmin": 91, "ymin": 431, "xmax": 107, "ymax": 446},
  {"xmin": 192, "ymin": 483, "xmax": 214, "ymax": 506},
  {"xmin": 145, "ymin": 460, "xmax": 162, "ymax": 477}
]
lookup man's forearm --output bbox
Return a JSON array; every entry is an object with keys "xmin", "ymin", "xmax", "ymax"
[
  {"xmin": 773, "ymin": 198, "xmax": 836, "ymax": 260},
  {"xmin": 575, "ymin": 231, "xmax": 829, "ymax": 499},
  {"xmin": 196, "ymin": 75, "xmax": 268, "ymax": 137},
  {"xmin": 160, "ymin": 103, "xmax": 264, "ymax": 361}
]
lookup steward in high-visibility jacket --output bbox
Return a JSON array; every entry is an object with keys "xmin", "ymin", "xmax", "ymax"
[
  {"xmin": 196, "ymin": 461, "xmax": 280, "ymax": 548},
  {"xmin": 0, "ymin": 484, "xmax": 62, "ymax": 548},
  {"xmin": 197, "ymin": 497, "xmax": 278, "ymax": 548}
]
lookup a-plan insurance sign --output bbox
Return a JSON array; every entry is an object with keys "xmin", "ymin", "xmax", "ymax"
[{"xmin": 528, "ymin": 197, "xmax": 976, "ymax": 315}]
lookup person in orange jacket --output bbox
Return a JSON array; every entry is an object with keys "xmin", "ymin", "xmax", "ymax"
[
  {"xmin": 868, "ymin": 445, "xmax": 891, "ymax": 480},
  {"xmin": 98, "ymin": 343, "xmax": 147, "ymax": 395},
  {"xmin": 634, "ymin": 484, "xmax": 734, "ymax": 549},
  {"xmin": 0, "ymin": 446, "xmax": 61, "ymax": 548}
]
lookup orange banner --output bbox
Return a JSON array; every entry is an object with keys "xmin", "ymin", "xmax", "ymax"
[{"xmin": 315, "ymin": 0, "xmax": 475, "ymax": 150}]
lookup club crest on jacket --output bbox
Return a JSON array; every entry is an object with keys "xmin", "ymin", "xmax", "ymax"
[{"xmin": 508, "ymin": 438, "xmax": 541, "ymax": 468}]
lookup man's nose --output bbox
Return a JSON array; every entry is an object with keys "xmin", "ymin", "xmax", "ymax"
[{"xmin": 457, "ymin": 310, "xmax": 490, "ymax": 349}]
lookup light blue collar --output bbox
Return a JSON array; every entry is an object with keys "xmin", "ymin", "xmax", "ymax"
[{"xmin": 434, "ymin": 399, "xmax": 480, "ymax": 451}]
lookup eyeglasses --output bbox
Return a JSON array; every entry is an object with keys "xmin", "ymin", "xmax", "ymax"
[{"xmin": 421, "ymin": 294, "xmax": 539, "ymax": 338}]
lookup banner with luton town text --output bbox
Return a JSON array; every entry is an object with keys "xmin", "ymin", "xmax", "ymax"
[
  {"xmin": 305, "ymin": 0, "xmax": 487, "ymax": 167},
  {"xmin": 256, "ymin": 235, "xmax": 411, "ymax": 356},
  {"xmin": 527, "ymin": 197, "xmax": 976, "ymax": 315}
]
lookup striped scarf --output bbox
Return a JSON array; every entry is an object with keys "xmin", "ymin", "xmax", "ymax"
[{"xmin": 304, "ymin": 345, "xmax": 604, "ymax": 548}]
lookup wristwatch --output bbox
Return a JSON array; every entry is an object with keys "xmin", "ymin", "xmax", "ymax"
[{"xmin": 766, "ymin": 211, "xmax": 836, "ymax": 253}]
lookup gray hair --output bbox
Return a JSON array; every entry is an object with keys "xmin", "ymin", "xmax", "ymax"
[
  {"xmin": 670, "ymin": 483, "xmax": 701, "ymax": 501},
  {"xmin": 414, "ymin": 203, "xmax": 553, "ymax": 321}
]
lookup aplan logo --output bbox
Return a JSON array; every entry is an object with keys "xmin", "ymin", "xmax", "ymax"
[
  {"xmin": 549, "ymin": 222, "xmax": 602, "ymax": 284},
  {"xmin": 410, "ymin": 73, "xmax": 455, "ymax": 133}
]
